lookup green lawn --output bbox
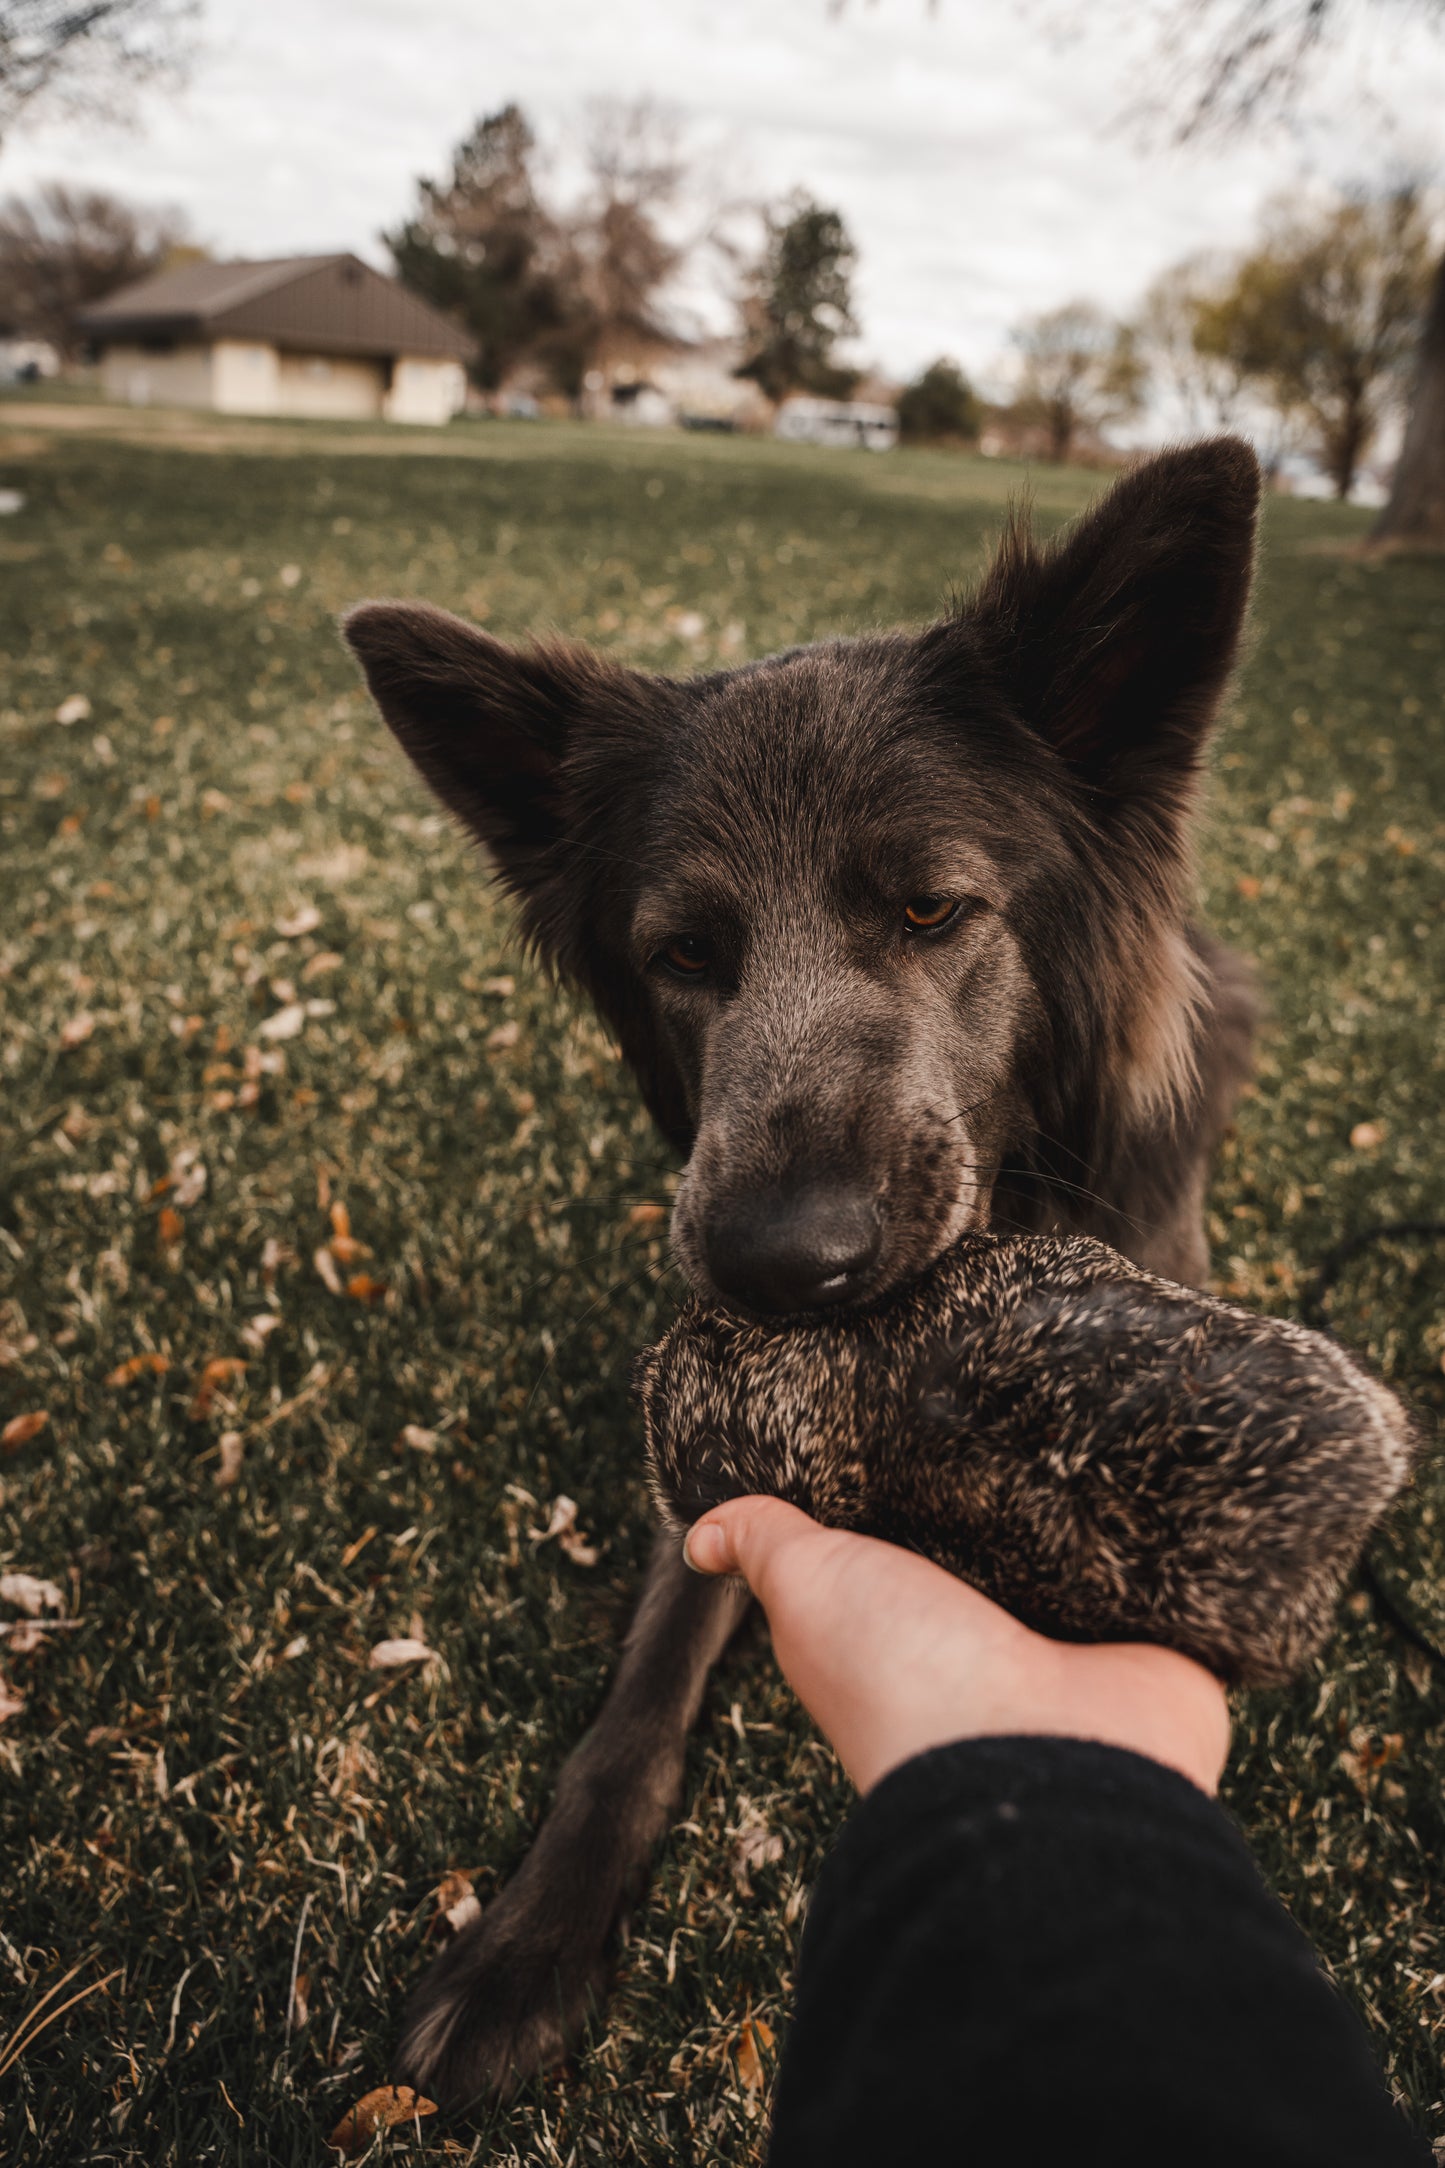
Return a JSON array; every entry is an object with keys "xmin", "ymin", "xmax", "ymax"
[{"xmin": 0, "ymin": 410, "xmax": 1442, "ymax": 2165}]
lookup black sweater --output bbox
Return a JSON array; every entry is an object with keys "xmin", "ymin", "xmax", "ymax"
[{"xmin": 768, "ymin": 1737, "xmax": 1429, "ymax": 2167}]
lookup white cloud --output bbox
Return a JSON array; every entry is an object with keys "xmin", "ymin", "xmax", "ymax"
[{"xmin": 2, "ymin": 0, "xmax": 1441, "ymax": 377}]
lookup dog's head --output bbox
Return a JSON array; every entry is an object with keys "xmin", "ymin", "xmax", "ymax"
[{"xmin": 345, "ymin": 438, "xmax": 1258, "ymax": 1317}]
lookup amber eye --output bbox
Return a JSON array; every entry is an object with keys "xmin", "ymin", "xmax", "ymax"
[
  {"xmin": 903, "ymin": 896, "xmax": 959, "ymax": 933},
  {"xmin": 660, "ymin": 935, "xmax": 711, "ymax": 979}
]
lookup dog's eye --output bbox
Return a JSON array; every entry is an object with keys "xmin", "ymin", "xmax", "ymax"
[
  {"xmin": 659, "ymin": 935, "xmax": 711, "ymax": 979},
  {"xmin": 903, "ymin": 896, "xmax": 960, "ymax": 933}
]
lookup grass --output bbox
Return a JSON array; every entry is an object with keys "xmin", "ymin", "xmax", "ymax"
[{"xmin": 0, "ymin": 407, "xmax": 1442, "ymax": 2165}]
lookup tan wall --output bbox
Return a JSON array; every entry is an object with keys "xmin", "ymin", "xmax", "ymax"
[
  {"xmin": 384, "ymin": 356, "xmax": 467, "ymax": 426},
  {"xmin": 274, "ymin": 351, "xmax": 386, "ymax": 419},
  {"xmin": 100, "ymin": 343, "xmax": 214, "ymax": 408},
  {"xmin": 211, "ymin": 339, "xmax": 280, "ymax": 414}
]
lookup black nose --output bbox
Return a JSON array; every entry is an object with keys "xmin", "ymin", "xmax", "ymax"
[{"xmin": 703, "ymin": 1186, "xmax": 882, "ymax": 1315}]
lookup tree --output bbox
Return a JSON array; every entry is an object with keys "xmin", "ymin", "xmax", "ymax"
[
  {"xmin": 573, "ymin": 98, "xmax": 685, "ymax": 349},
  {"xmin": 0, "ymin": 180, "xmax": 192, "ymax": 362},
  {"xmin": 1030, "ymin": 0, "xmax": 1445, "ymax": 541},
  {"xmin": 0, "ymin": 0, "xmax": 195, "ymax": 136},
  {"xmin": 896, "ymin": 358, "xmax": 983, "ymax": 444},
  {"xmin": 737, "ymin": 194, "xmax": 860, "ymax": 404},
  {"xmin": 1191, "ymin": 189, "xmax": 1433, "ymax": 499},
  {"xmin": 1011, "ymin": 301, "xmax": 1144, "ymax": 462},
  {"xmin": 386, "ymin": 104, "xmax": 580, "ymax": 395},
  {"xmin": 1133, "ymin": 252, "xmax": 1249, "ymax": 431}
]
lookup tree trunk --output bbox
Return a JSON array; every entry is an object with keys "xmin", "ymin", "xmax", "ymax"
[{"xmin": 1373, "ymin": 246, "xmax": 1445, "ymax": 547}]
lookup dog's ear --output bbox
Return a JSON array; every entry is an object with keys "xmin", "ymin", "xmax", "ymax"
[
  {"xmin": 342, "ymin": 600, "xmax": 662, "ymax": 902},
  {"xmin": 960, "ymin": 437, "xmax": 1260, "ymax": 835}
]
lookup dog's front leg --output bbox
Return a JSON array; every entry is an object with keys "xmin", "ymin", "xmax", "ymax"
[{"xmin": 396, "ymin": 1529, "xmax": 750, "ymax": 2106}]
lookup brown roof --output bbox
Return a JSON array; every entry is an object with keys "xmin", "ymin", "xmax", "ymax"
[{"xmin": 76, "ymin": 254, "xmax": 474, "ymax": 363}]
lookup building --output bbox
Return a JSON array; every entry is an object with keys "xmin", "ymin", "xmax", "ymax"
[
  {"xmin": 76, "ymin": 255, "xmax": 473, "ymax": 425},
  {"xmin": 575, "ymin": 332, "xmax": 773, "ymax": 433},
  {"xmin": 774, "ymin": 397, "xmax": 898, "ymax": 451}
]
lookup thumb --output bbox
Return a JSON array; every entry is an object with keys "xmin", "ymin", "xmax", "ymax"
[{"xmin": 682, "ymin": 1494, "xmax": 833, "ymax": 1600}]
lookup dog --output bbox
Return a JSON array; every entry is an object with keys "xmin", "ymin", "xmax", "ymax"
[
  {"xmin": 639, "ymin": 1230, "xmax": 1413, "ymax": 1688},
  {"xmin": 343, "ymin": 435, "xmax": 1262, "ymax": 2105}
]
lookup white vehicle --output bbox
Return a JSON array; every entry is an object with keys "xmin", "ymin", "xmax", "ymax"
[{"xmin": 774, "ymin": 397, "xmax": 898, "ymax": 451}]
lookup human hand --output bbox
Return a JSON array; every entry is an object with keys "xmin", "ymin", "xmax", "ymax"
[{"xmin": 684, "ymin": 1497, "xmax": 1230, "ymax": 1797}]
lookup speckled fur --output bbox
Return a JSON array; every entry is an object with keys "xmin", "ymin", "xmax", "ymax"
[{"xmin": 639, "ymin": 1234, "xmax": 1415, "ymax": 1686}]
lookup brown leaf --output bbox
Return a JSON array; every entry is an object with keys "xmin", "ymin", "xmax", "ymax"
[
  {"xmin": 0, "ymin": 1573, "xmax": 65, "ymax": 1617},
  {"xmin": 313, "ymin": 1245, "xmax": 344, "ymax": 1295},
  {"xmin": 1235, "ymin": 875, "xmax": 1262, "ymax": 901},
  {"xmin": 274, "ymin": 904, "xmax": 321, "ymax": 939},
  {"xmin": 730, "ymin": 1812, "xmax": 784, "ymax": 1899},
  {"xmin": 368, "ymin": 1637, "xmax": 438, "ymax": 1669},
  {"xmin": 486, "ymin": 1019, "xmax": 520, "ymax": 1051},
  {"xmin": 346, "ymin": 1274, "xmax": 387, "ymax": 1304},
  {"xmin": 736, "ymin": 2015, "xmax": 775, "ymax": 2093},
  {"xmin": 2, "ymin": 1411, "xmax": 48, "ymax": 1453},
  {"xmin": 158, "ymin": 1205, "xmax": 184, "ymax": 1248},
  {"xmin": 432, "ymin": 1868, "xmax": 483, "ymax": 1938},
  {"xmin": 189, "ymin": 1357, "xmax": 247, "ymax": 1420},
  {"xmin": 106, "ymin": 1353, "xmax": 168, "ymax": 1388},
  {"xmin": 302, "ymin": 950, "xmax": 343, "ymax": 981},
  {"xmin": 327, "ymin": 2086, "xmax": 437, "ymax": 2156},
  {"xmin": 627, "ymin": 1202, "xmax": 668, "ymax": 1229},
  {"xmin": 0, "ymin": 1676, "xmax": 24, "ymax": 1724},
  {"xmin": 59, "ymin": 1012, "xmax": 96, "ymax": 1050}
]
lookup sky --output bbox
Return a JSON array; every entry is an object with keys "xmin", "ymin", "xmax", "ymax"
[{"xmin": 2, "ymin": 0, "xmax": 1443, "ymax": 386}]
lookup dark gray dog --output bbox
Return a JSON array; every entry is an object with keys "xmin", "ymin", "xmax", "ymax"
[
  {"xmin": 639, "ymin": 1232, "xmax": 1415, "ymax": 1689},
  {"xmin": 344, "ymin": 437, "xmax": 1262, "ymax": 2103}
]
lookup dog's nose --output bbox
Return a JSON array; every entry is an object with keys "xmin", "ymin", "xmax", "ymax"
[{"xmin": 703, "ymin": 1186, "xmax": 882, "ymax": 1315}]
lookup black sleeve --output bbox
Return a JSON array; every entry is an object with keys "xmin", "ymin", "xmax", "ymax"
[{"xmin": 768, "ymin": 1736, "xmax": 1429, "ymax": 2168}]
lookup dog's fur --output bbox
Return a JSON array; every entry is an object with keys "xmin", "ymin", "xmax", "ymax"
[
  {"xmin": 640, "ymin": 1231, "xmax": 1414, "ymax": 1688},
  {"xmin": 344, "ymin": 437, "xmax": 1262, "ymax": 2104}
]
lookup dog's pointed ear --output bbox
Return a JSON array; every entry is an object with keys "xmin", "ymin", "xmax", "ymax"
[
  {"xmin": 343, "ymin": 600, "xmax": 632, "ymax": 889},
  {"xmin": 961, "ymin": 437, "xmax": 1260, "ymax": 833}
]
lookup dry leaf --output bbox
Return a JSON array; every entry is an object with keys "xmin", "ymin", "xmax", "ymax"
[
  {"xmin": 432, "ymin": 1868, "xmax": 483, "ymax": 1937},
  {"xmin": 260, "ymin": 1002, "xmax": 306, "ymax": 1041},
  {"xmin": 328, "ymin": 1201, "xmax": 371, "ymax": 1266},
  {"xmin": 171, "ymin": 1154, "xmax": 207, "ymax": 1208},
  {"xmin": 274, "ymin": 904, "xmax": 321, "ymax": 938},
  {"xmin": 289, "ymin": 1968, "xmax": 310, "ymax": 2029},
  {"xmin": 627, "ymin": 1202, "xmax": 668, "ymax": 1229},
  {"xmin": 346, "ymin": 1274, "xmax": 387, "ymax": 1304},
  {"xmin": 189, "ymin": 1357, "xmax": 247, "ymax": 1420},
  {"xmin": 1235, "ymin": 874, "xmax": 1262, "ymax": 901},
  {"xmin": 55, "ymin": 693, "xmax": 91, "ymax": 725},
  {"xmin": 327, "ymin": 2086, "xmax": 437, "ymax": 2156},
  {"xmin": 215, "ymin": 1431, "xmax": 245, "ymax": 1488},
  {"xmin": 240, "ymin": 1314, "xmax": 282, "ymax": 1353},
  {"xmin": 486, "ymin": 1020, "xmax": 520, "ymax": 1050},
  {"xmin": 0, "ymin": 1677, "xmax": 23, "ymax": 1724},
  {"xmin": 2, "ymin": 1411, "xmax": 48, "ymax": 1453},
  {"xmin": 59, "ymin": 1012, "xmax": 96, "ymax": 1050},
  {"xmin": 313, "ymin": 1246, "xmax": 344, "ymax": 1295},
  {"xmin": 368, "ymin": 1637, "xmax": 438, "ymax": 1669},
  {"xmin": 730, "ymin": 1813, "xmax": 784, "ymax": 1899},
  {"xmin": 735, "ymin": 2015, "xmax": 775, "ymax": 2093},
  {"xmin": 158, "ymin": 1205, "xmax": 184, "ymax": 1248},
  {"xmin": 481, "ymin": 975, "xmax": 515, "ymax": 996},
  {"xmin": 1349, "ymin": 1121, "xmax": 1385, "ymax": 1151},
  {"xmin": 529, "ymin": 1494, "xmax": 600, "ymax": 1567},
  {"xmin": 0, "ymin": 1573, "xmax": 65, "ymax": 1617},
  {"xmin": 399, "ymin": 1424, "xmax": 439, "ymax": 1454},
  {"xmin": 106, "ymin": 1352, "xmax": 168, "ymax": 1387},
  {"xmin": 302, "ymin": 950, "xmax": 343, "ymax": 981}
]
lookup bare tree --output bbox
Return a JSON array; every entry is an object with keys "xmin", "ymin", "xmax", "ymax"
[
  {"xmin": 1134, "ymin": 252, "xmax": 1250, "ymax": 431},
  {"xmin": 0, "ymin": 0, "xmax": 196, "ymax": 136},
  {"xmin": 1011, "ymin": 300, "xmax": 1144, "ymax": 462},
  {"xmin": 0, "ymin": 181, "xmax": 192, "ymax": 360}
]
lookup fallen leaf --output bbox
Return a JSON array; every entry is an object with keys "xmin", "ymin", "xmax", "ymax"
[
  {"xmin": 1350, "ymin": 1121, "xmax": 1385, "ymax": 1151},
  {"xmin": 158, "ymin": 1205, "xmax": 184, "ymax": 1247},
  {"xmin": 486, "ymin": 1020, "xmax": 520, "ymax": 1050},
  {"xmin": 346, "ymin": 1274, "xmax": 387, "ymax": 1304},
  {"xmin": 241, "ymin": 1313, "xmax": 282, "ymax": 1353},
  {"xmin": 327, "ymin": 2086, "xmax": 437, "ymax": 2156},
  {"xmin": 289, "ymin": 1968, "xmax": 310, "ymax": 2029},
  {"xmin": 313, "ymin": 1246, "xmax": 344, "ymax": 1295},
  {"xmin": 368, "ymin": 1637, "xmax": 438, "ymax": 1669},
  {"xmin": 189, "ymin": 1357, "xmax": 247, "ymax": 1420},
  {"xmin": 0, "ymin": 1573, "xmax": 65, "ymax": 1617},
  {"xmin": 2, "ymin": 1411, "xmax": 48, "ymax": 1453},
  {"xmin": 215, "ymin": 1431, "xmax": 245, "ymax": 1488},
  {"xmin": 274, "ymin": 904, "xmax": 321, "ymax": 939},
  {"xmin": 432, "ymin": 1868, "xmax": 483, "ymax": 1937},
  {"xmin": 327, "ymin": 1201, "xmax": 371, "ymax": 1266},
  {"xmin": 1339, "ymin": 1731, "xmax": 1405, "ymax": 1797},
  {"xmin": 627, "ymin": 1202, "xmax": 668, "ymax": 1229},
  {"xmin": 260, "ymin": 1002, "xmax": 306, "ymax": 1041},
  {"xmin": 59, "ymin": 1012, "xmax": 95, "ymax": 1050},
  {"xmin": 1235, "ymin": 874, "xmax": 1262, "ymax": 901},
  {"xmin": 481, "ymin": 975, "xmax": 515, "ymax": 997},
  {"xmin": 106, "ymin": 1353, "xmax": 169, "ymax": 1387},
  {"xmin": 302, "ymin": 950, "xmax": 343, "ymax": 981},
  {"xmin": 735, "ymin": 2015, "xmax": 775, "ymax": 2093},
  {"xmin": 399, "ymin": 1424, "xmax": 439, "ymax": 1453},
  {"xmin": 171, "ymin": 1155, "xmax": 207, "ymax": 1208},
  {"xmin": 55, "ymin": 694, "xmax": 91, "ymax": 725},
  {"xmin": 0, "ymin": 1678, "xmax": 23, "ymax": 1724},
  {"xmin": 730, "ymin": 1812, "xmax": 784, "ymax": 1899},
  {"xmin": 529, "ymin": 1494, "xmax": 600, "ymax": 1566}
]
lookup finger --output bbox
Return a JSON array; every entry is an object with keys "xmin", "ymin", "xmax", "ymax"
[{"xmin": 682, "ymin": 1494, "xmax": 834, "ymax": 1598}]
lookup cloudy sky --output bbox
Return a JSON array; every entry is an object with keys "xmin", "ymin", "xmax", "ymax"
[{"xmin": 3, "ymin": 0, "xmax": 1442, "ymax": 383}]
